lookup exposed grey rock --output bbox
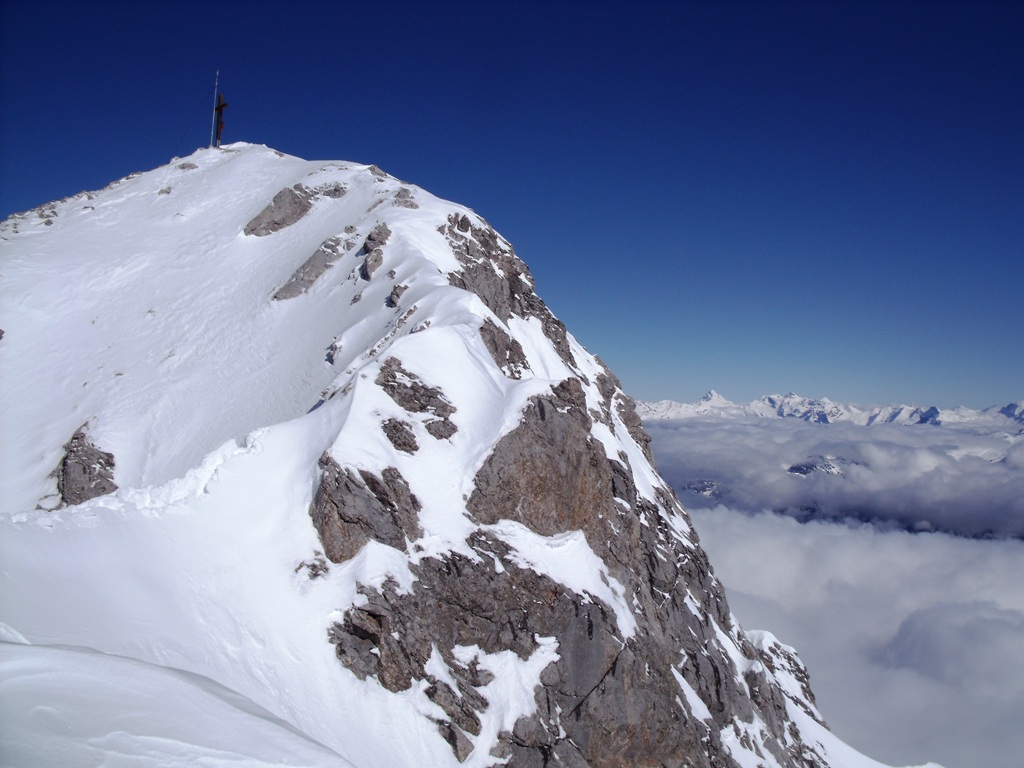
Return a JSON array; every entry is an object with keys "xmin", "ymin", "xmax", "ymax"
[
  {"xmin": 244, "ymin": 184, "xmax": 314, "ymax": 236},
  {"xmin": 424, "ymin": 418, "xmax": 458, "ymax": 440},
  {"xmin": 394, "ymin": 187, "xmax": 419, "ymax": 208},
  {"xmin": 294, "ymin": 554, "xmax": 329, "ymax": 579},
  {"xmin": 363, "ymin": 222, "xmax": 392, "ymax": 252},
  {"xmin": 615, "ymin": 392, "xmax": 654, "ymax": 464},
  {"xmin": 756, "ymin": 636, "xmax": 824, "ymax": 727},
  {"xmin": 386, "ymin": 284, "xmax": 407, "ymax": 308},
  {"xmin": 176, "ymin": 162, "xmax": 198, "ymax": 170},
  {"xmin": 382, "ymin": 418, "xmax": 419, "ymax": 454},
  {"xmin": 310, "ymin": 454, "xmax": 422, "ymax": 563},
  {"xmin": 315, "ymin": 181, "xmax": 347, "ymax": 199},
  {"xmin": 441, "ymin": 214, "xmax": 576, "ymax": 369},
  {"xmin": 298, "ymin": 173, "xmax": 840, "ymax": 768},
  {"xmin": 438, "ymin": 719, "xmax": 475, "ymax": 763},
  {"xmin": 467, "ymin": 377, "xmax": 608, "ymax": 538},
  {"xmin": 361, "ymin": 251, "xmax": 384, "ymax": 280},
  {"xmin": 55, "ymin": 426, "xmax": 117, "ymax": 506},
  {"xmin": 375, "ymin": 356, "xmax": 457, "ymax": 439},
  {"xmin": 479, "ymin": 318, "xmax": 530, "ymax": 380},
  {"xmin": 359, "ymin": 222, "xmax": 392, "ymax": 280},
  {"xmin": 313, "ymin": 370, "xmax": 814, "ymax": 765},
  {"xmin": 325, "ymin": 338, "xmax": 341, "ymax": 365},
  {"xmin": 273, "ymin": 236, "xmax": 345, "ymax": 300}
]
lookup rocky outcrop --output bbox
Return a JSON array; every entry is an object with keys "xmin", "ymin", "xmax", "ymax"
[
  {"xmin": 479, "ymin": 318, "xmax": 529, "ymax": 380},
  {"xmin": 315, "ymin": 372, "xmax": 825, "ymax": 766},
  {"xmin": 381, "ymin": 418, "xmax": 419, "ymax": 454},
  {"xmin": 244, "ymin": 184, "xmax": 315, "ymax": 236},
  {"xmin": 441, "ymin": 214, "xmax": 576, "ymax": 369},
  {"xmin": 359, "ymin": 222, "xmax": 392, "ymax": 280},
  {"xmin": 273, "ymin": 235, "xmax": 347, "ymax": 299},
  {"xmin": 467, "ymin": 378, "xmax": 607, "ymax": 538},
  {"xmin": 54, "ymin": 426, "xmax": 117, "ymax": 507},
  {"xmin": 394, "ymin": 187, "xmax": 419, "ymax": 208},
  {"xmin": 375, "ymin": 356, "xmax": 457, "ymax": 440},
  {"xmin": 310, "ymin": 454, "xmax": 422, "ymax": 563},
  {"xmin": 244, "ymin": 181, "xmax": 349, "ymax": 237}
]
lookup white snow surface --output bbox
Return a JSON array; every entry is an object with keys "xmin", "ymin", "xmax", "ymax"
[
  {"xmin": 0, "ymin": 144, "xmax": 921, "ymax": 767},
  {"xmin": 0, "ymin": 638, "xmax": 357, "ymax": 768}
]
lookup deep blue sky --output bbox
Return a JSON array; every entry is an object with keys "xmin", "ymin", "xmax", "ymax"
[{"xmin": 2, "ymin": 0, "xmax": 1021, "ymax": 408}]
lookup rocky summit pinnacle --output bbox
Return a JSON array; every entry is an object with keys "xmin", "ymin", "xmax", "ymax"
[{"xmin": 1, "ymin": 143, "xmax": 906, "ymax": 767}]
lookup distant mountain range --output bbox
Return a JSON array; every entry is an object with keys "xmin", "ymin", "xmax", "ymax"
[{"xmin": 638, "ymin": 390, "xmax": 1024, "ymax": 428}]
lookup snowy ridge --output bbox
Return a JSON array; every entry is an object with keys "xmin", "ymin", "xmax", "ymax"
[
  {"xmin": 1, "ymin": 145, "xmax": 925, "ymax": 767},
  {"xmin": 639, "ymin": 390, "xmax": 1024, "ymax": 428}
]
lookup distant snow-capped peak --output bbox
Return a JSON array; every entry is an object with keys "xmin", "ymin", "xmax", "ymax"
[{"xmin": 638, "ymin": 392, "xmax": 1024, "ymax": 427}]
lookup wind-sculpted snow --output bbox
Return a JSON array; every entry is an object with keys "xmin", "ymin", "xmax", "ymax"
[
  {"xmin": 0, "ymin": 638, "xmax": 357, "ymax": 768},
  {"xmin": 0, "ymin": 144, "xmax": 921, "ymax": 768}
]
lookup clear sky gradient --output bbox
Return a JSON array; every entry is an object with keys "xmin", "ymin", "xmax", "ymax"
[{"xmin": 2, "ymin": 0, "xmax": 1020, "ymax": 408}]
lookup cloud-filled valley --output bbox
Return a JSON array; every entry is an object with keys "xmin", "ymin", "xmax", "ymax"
[
  {"xmin": 642, "ymin": 402, "xmax": 1024, "ymax": 768},
  {"xmin": 645, "ymin": 413, "xmax": 1024, "ymax": 538},
  {"xmin": 688, "ymin": 507, "xmax": 1024, "ymax": 768}
]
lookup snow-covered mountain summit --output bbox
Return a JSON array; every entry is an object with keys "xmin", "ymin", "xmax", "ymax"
[
  {"xmin": 0, "ymin": 145, "xmax": 929, "ymax": 767},
  {"xmin": 640, "ymin": 391, "xmax": 1024, "ymax": 428}
]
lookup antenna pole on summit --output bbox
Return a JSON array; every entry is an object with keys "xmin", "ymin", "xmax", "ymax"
[
  {"xmin": 209, "ymin": 71, "xmax": 219, "ymax": 148},
  {"xmin": 214, "ymin": 93, "xmax": 228, "ymax": 147}
]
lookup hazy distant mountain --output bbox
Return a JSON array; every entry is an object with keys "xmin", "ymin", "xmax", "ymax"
[
  {"xmin": 0, "ymin": 145, "xmax": 918, "ymax": 767},
  {"xmin": 639, "ymin": 390, "xmax": 1024, "ymax": 428}
]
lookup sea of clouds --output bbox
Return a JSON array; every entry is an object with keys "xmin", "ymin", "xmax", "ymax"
[
  {"xmin": 646, "ymin": 417, "xmax": 1024, "ymax": 538},
  {"xmin": 644, "ymin": 416, "xmax": 1024, "ymax": 768}
]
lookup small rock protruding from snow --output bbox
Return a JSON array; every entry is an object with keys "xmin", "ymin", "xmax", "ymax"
[
  {"xmin": 358, "ymin": 222, "xmax": 392, "ymax": 280},
  {"xmin": 54, "ymin": 426, "xmax": 117, "ymax": 507},
  {"xmin": 273, "ymin": 235, "xmax": 346, "ymax": 300}
]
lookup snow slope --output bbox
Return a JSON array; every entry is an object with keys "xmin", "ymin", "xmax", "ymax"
[{"xmin": 0, "ymin": 144, "xmax": 935, "ymax": 767}]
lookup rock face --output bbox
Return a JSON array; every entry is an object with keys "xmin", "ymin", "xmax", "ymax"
[
  {"xmin": 442, "ymin": 213, "xmax": 575, "ymax": 369},
  {"xmin": 312, "ymin": 456, "xmax": 423, "ymax": 563},
  {"xmin": 318, "ymin": 373, "xmax": 824, "ymax": 766},
  {"xmin": 305, "ymin": 190, "xmax": 833, "ymax": 766}
]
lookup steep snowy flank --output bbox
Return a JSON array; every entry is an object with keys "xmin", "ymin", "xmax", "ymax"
[{"xmin": 0, "ymin": 144, "xmax": 931, "ymax": 767}]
